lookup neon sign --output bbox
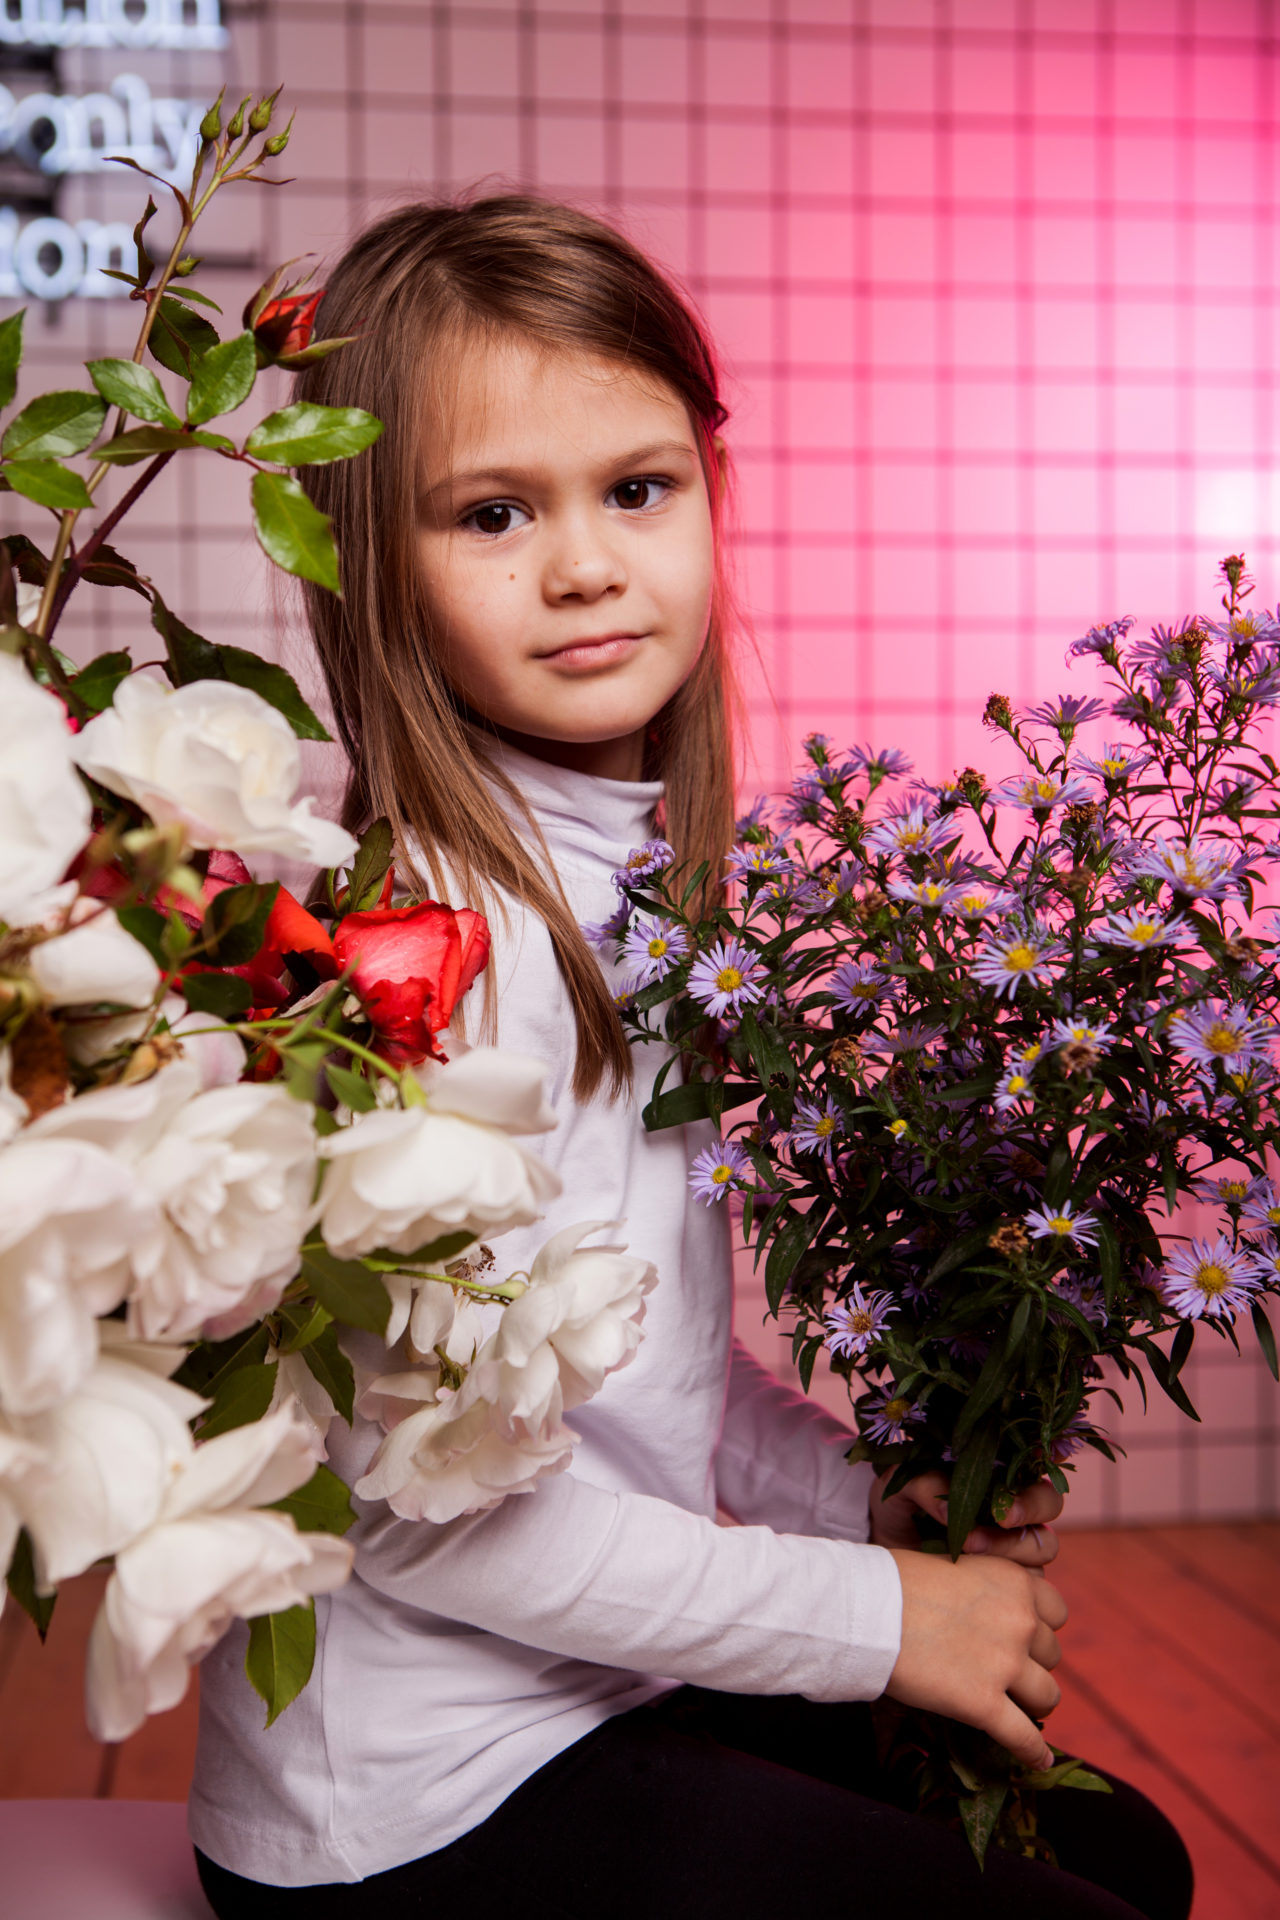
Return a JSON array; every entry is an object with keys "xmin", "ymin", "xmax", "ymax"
[
  {"xmin": 0, "ymin": 74, "xmax": 202, "ymax": 182},
  {"xmin": 0, "ymin": 0, "xmax": 225, "ymax": 51},
  {"xmin": 0, "ymin": 207, "xmax": 131, "ymax": 298}
]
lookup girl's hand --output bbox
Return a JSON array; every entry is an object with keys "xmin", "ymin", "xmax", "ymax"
[
  {"xmin": 869, "ymin": 1469, "xmax": 1062, "ymax": 1570},
  {"xmin": 884, "ymin": 1547, "xmax": 1068, "ymax": 1772}
]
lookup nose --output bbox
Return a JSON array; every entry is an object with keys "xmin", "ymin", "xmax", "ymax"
[{"xmin": 541, "ymin": 510, "xmax": 627, "ymax": 604}]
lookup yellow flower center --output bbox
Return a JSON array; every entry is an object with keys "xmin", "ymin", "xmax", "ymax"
[
  {"xmin": 1266, "ymin": 1206, "xmax": 1280, "ymax": 1226},
  {"xmin": 815, "ymin": 1115, "xmax": 837, "ymax": 1137},
  {"xmin": 1006, "ymin": 942, "xmax": 1038, "ymax": 972},
  {"xmin": 711, "ymin": 1163, "xmax": 733, "ymax": 1185},
  {"xmin": 1033, "ymin": 780, "xmax": 1057, "ymax": 801},
  {"xmin": 921, "ymin": 883, "xmax": 945, "ymax": 903},
  {"xmin": 1046, "ymin": 1214, "xmax": 1073, "ymax": 1234},
  {"xmin": 647, "ymin": 937, "xmax": 668, "ymax": 959},
  {"xmin": 1100, "ymin": 758, "xmax": 1126, "ymax": 777},
  {"xmin": 715, "ymin": 965, "xmax": 744, "ymax": 993},
  {"xmin": 883, "ymin": 1396, "xmax": 909, "ymax": 1423},
  {"xmin": 1129, "ymin": 920, "xmax": 1158, "ymax": 942},
  {"xmin": 850, "ymin": 1309, "xmax": 875, "ymax": 1336},
  {"xmin": 849, "ymin": 982, "xmax": 877, "ymax": 1000},
  {"xmin": 1194, "ymin": 1261, "xmax": 1229, "ymax": 1296},
  {"xmin": 960, "ymin": 893, "xmax": 987, "ymax": 914},
  {"xmin": 889, "ymin": 1119, "xmax": 908, "ymax": 1138},
  {"xmin": 899, "ymin": 827, "xmax": 927, "ymax": 847},
  {"xmin": 1220, "ymin": 1181, "xmax": 1248, "ymax": 1201},
  {"xmin": 1008, "ymin": 1074, "xmax": 1029, "ymax": 1095},
  {"xmin": 1206, "ymin": 1022, "xmax": 1241, "ymax": 1055}
]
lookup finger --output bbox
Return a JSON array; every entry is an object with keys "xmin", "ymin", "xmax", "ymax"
[
  {"xmin": 984, "ymin": 1694, "xmax": 1055, "ymax": 1773},
  {"xmin": 901, "ymin": 1471, "xmax": 950, "ymax": 1524},
  {"xmin": 1029, "ymin": 1619, "xmax": 1062, "ymax": 1671},
  {"xmin": 1009, "ymin": 1658, "xmax": 1062, "ymax": 1720},
  {"xmin": 962, "ymin": 1524, "xmax": 1059, "ymax": 1569},
  {"xmin": 1034, "ymin": 1578, "xmax": 1069, "ymax": 1631},
  {"xmin": 999, "ymin": 1479, "xmax": 1064, "ymax": 1529}
]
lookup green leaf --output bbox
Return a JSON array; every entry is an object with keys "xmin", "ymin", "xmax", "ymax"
[
  {"xmin": 201, "ymin": 880, "xmax": 280, "ymax": 967},
  {"xmin": 150, "ymin": 593, "xmax": 222, "ymax": 684},
  {"xmin": 5, "ymin": 1529, "xmax": 55, "ymax": 1639},
  {"xmin": 180, "ymin": 971, "xmax": 253, "ymax": 1018},
  {"xmin": 764, "ymin": 1208, "xmax": 822, "ymax": 1315},
  {"xmin": 211, "ymin": 643, "xmax": 331, "ymax": 741},
  {"xmin": 198, "ymin": 1360, "xmax": 276, "ymax": 1438},
  {"xmin": 1252, "ymin": 1298, "xmax": 1279, "ymax": 1381},
  {"xmin": 245, "ymin": 401, "xmax": 383, "ymax": 467},
  {"xmin": 299, "ymin": 1322, "xmax": 356, "ymax": 1424},
  {"xmin": 1168, "ymin": 1318, "xmax": 1194, "ymax": 1382},
  {"xmin": 3, "ymin": 458, "xmax": 93, "ymax": 509},
  {"xmin": 300, "ymin": 1245, "xmax": 392, "ymax": 1336},
  {"xmin": 1, "ymin": 390, "xmax": 107, "ymax": 461},
  {"xmin": 947, "ymin": 1419, "xmax": 1001, "ymax": 1559},
  {"xmin": 276, "ymin": 1298, "xmax": 333, "ymax": 1353},
  {"xmin": 642, "ymin": 1077, "xmax": 758, "ymax": 1132},
  {"xmin": 146, "ymin": 296, "xmax": 221, "ymax": 380},
  {"xmin": 0, "ymin": 309, "xmax": 24, "ymax": 410},
  {"xmin": 342, "ymin": 817, "xmax": 394, "ymax": 913},
  {"xmin": 187, "ymin": 330, "xmax": 257, "ymax": 425},
  {"xmin": 79, "ymin": 543, "xmax": 151, "ymax": 598},
  {"xmin": 252, "ymin": 470, "xmax": 340, "ymax": 591},
  {"xmin": 1160, "ymin": 1147, "xmax": 1180, "ymax": 1219},
  {"xmin": 94, "ymin": 424, "xmax": 233, "ymax": 463},
  {"xmin": 245, "ymin": 1601, "xmax": 315, "ymax": 1729},
  {"xmin": 87, "ymin": 357, "xmax": 181, "ymax": 428},
  {"xmin": 115, "ymin": 904, "xmax": 169, "ymax": 966},
  {"xmin": 959, "ymin": 1778, "xmax": 1009, "ymax": 1869},
  {"xmin": 1042, "ymin": 1139, "xmax": 1073, "ymax": 1209},
  {"xmin": 952, "ymin": 1295, "xmax": 1031, "ymax": 1455},
  {"xmin": 70, "ymin": 649, "xmax": 132, "ymax": 714},
  {"xmin": 268, "ymin": 1463, "xmax": 356, "ymax": 1536},
  {"xmin": 1138, "ymin": 1334, "xmax": 1201, "ymax": 1422},
  {"xmin": 325, "ymin": 1063, "xmax": 378, "ymax": 1112},
  {"xmin": 923, "ymin": 1225, "xmax": 993, "ymax": 1289}
]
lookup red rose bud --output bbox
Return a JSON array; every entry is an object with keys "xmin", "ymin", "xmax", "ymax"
[
  {"xmin": 261, "ymin": 886, "xmax": 338, "ymax": 980},
  {"xmin": 332, "ymin": 900, "xmax": 490, "ymax": 1066},
  {"xmin": 251, "ymin": 289, "xmax": 323, "ymax": 360}
]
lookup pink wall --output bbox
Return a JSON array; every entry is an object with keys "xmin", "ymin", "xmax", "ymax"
[{"xmin": 3, "ymin": 0, "xmax": 1277, "ymax": 1518}]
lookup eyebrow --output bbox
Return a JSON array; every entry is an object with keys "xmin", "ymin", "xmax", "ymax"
[{"xmin": 421, "ymin": 439, "xmax": 700, "ymax": 504}]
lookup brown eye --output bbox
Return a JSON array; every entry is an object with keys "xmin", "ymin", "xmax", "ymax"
[
  {"xmin": 610, "ymin": 477, "xmax": 669, "ymax": 511},
  {"xmin": 462, "ymin": 501, "xmax": 529, "ymax": 536}
]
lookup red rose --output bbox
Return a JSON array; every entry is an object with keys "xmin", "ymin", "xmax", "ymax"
[
  {"xmin": 333, "ymin": 901, "xmax": 491, "ymax": 1065},
  {"xmin": 251, "ymin": 289, "xmax": 323, "ymax": 360}
]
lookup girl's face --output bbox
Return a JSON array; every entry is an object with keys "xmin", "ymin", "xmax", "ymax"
[{"xmin": 416, "ymin": 336, "xmax": 716, "ymax": 782}]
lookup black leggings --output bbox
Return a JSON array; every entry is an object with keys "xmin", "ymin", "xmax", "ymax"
[{"xmin": 196, "ymin": 1688, "xmax": 1194, "ymax": 1920}]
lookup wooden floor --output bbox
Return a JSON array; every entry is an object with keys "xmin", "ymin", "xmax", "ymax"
[{"xmin": 1, "ymin": 1523, "xmax": 1277, "ymax": 1915}]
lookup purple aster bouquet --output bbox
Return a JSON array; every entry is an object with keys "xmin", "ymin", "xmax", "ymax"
[{"xmin": 600, "ymin": 555, "xmax": 1280, "ymax": 1863}]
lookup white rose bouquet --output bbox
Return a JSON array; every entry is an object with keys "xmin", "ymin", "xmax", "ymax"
[{"xmin": 0, "ymin": 93, "xmax": 653, "ymax": 1741}]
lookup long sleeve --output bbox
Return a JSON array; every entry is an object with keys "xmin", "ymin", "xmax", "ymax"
[
  {"xmin": 715, "ymin": 1339, "xmax": 878, "ymax": 1545},
  {"xmin": 339, "ymin": 1443, "xmax": 901, "ymax": 1706}
]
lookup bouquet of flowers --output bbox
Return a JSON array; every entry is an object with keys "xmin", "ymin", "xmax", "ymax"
[
  {"xmin": 605, "ymin": 555, "xmax": 1280, "ymax": 1861},
  {"xmin": 0, "ymin": 92, "xmax": 652, "ymax": 1745}
]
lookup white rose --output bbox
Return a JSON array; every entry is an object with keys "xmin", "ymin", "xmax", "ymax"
[
  {"xmin": 382, "ymin": 1273, "xmax": 486, "ymax": 1360},
  {"xmin": 266, "ymin": 1345, "xmax": 340, "ymax": 1455},
  {"xmin": 481, "ymin": 1222, "xmax": 656, "ymax": 1431},
  {"xmin": 84, "ymin": 1404, "xmax": 351, "ymax": 1742},
  {"xmin": 164, "ymin": 997, "xmax": 247, "ymax": 1089},
  {"xmin": 70, "ymin": 674, "xmax": 357, "ymax": 867},
  {"xmin": 354, "ymin": 1366, "xmax": 573, "ymax": 1524},
  {"xmin": 0, "ymin": 1132, "xmax": 153, "ymax": 1415},
  {"xmin": 27, "ymin": 890, "xmax": 160, "ymax": 1011},
  {"xmin": 5, "ymin": 1349, "xmax": 204, "ymax": 1588},
  {"xmin": 318, "ymin": 1052, "xmax": 562, "ymax": 1260},
  {"xmin": 32, "ymin": 1061, "xmax": 318, "ymax": 1342},
  {"xmin": 0, "ymin": 653, "xmax": 92, "ymax": 926}
]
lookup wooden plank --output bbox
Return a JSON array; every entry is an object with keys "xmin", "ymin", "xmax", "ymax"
[
  {"xmin": 1141, "ymin": 1524, "xmax": 1280, "ymax": 1637},
  {"xmin": 1049, "ymin": 1669, "xmax": 1280, "ymax": 1920},
  {"xmin": 0, "ymin": 1572, "xmax": 107, "ymax": 1799},
  {"xmin": 1052, "ymin": 1534, "xmax": 1280, "ymax": 1878}
]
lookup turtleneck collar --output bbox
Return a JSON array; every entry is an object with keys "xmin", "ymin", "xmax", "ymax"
[{"xmin": 480, "ymin": 735, "xmax": 663, "ymax": 868}]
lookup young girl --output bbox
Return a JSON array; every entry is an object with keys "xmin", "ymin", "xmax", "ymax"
[{"xmin": 189, "ymin": 198, "xmax": 1192, "ymax": 1920}]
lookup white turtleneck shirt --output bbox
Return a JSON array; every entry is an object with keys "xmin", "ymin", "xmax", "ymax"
[{"xmin": 189, "ymin": 745, "xmax": 903, "ymax": 1888}]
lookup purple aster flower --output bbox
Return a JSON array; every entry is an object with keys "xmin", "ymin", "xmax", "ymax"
[
  {"xmin": 1067, "ymin": 616, "xmax": 1133, "ymax": 661},
  {"xmin": 864, "ymin": 1021, "xmax": 947, "ymax": 1055},
  {"xmin": 1127, "ymin": 835, "xmax": 1243, "ymax": 901},
  {"xmin": 1020, "ymin": 694, "xmax": 1108, "ymax": 733},
  {"xmin": 724, "ymin": 839, "xmax": 793, "ymax": 882},
  {"xmin": 827, "ymin": 960, "xmax": 894, "ymax": 1013},
  {"xmin": 823, "ymin": 1282, "xmax": 895, "ymax": 1359},
  {"xmin": 1168, "ymin": 1000, "xmax": 1274, "ymax": 1073},
  {"xmin": 1251, "ymin": 1241, "xmax": 1280, "ymax": 1285},
  {"xmin": 1160, "ymin": 1236, "xmax": 1262, "ymax": 1321},
  {"xmin": 791, "ymin": 1095, "xmax": 844, "ymax": 1163},
  {"xmin": 1222, "ymin": 1059, "xmax": 1278, "ymax": 1104},
  {"xmin": 1193, "ymin": 1170, "xmax": 1259, "ymax": 1209},
  {"xmin": 612, "ymin": 839, "xmax": 675, "ymax": 890},
  {"xmin": 687, "ymin": 938, "xmax": 765, "ymax": 1018},
  {"xmin": 1091, "ymin": 907, "xmax": 1190, "ymax": 952},
  {"xmin": 860, "ymin": 1389, "xmax": 925, "ymax": 1445},
  {"xmin": 688, "ymin": 1138, "xmax": 752, "ymax": 1204},
  {"xmin": 1055, "ymin": 1274, "xmax": 1109, "ymax": 1328},
  {"xmin": 1130, "ymin": 620, "xmax": 1200, "ymax": 686},
  {"xmin": 581, "ymin": 899, "xmax": 631, "ymax": 953},
  {"xmin": 777, "ymin": 770, "xmax": 827, "ymax": 827},
  {"xmin": 887, "ymin": 875, "xmax": 960, "ymax": 911},
  {"xmin": 972, "ymin": 922, "xmax": 1067, "ymax": 998},
  {"xmin": 843, "ymin": 744, "xmax": 914, "ymax": 783},
  {"xmin": 1050, "ymin": 1410, "xmax": 1098, "ymax": 1463},
  {"xmin": 994, "ymin": 1060, "xmax": 1037, "ymax": 1112},
  {"xmin": 1204, "ymin": 658, "xmax": 1280, "ymax": 706},
  {"xmin": 1243, "ymin": 1181, "xmax": 1280, "ymax": 1236},
  {"xmin": 620, "ymin": 914, "xmax": 690, "ymax": 984},
  {"xmin": 1075, "ymin": 741, "xmax": 1153, "ymax": 784},
  {"xmin": 1025, "ymin": 1199, "xmax": 1101, "ymax": 1248},
  {"xmin": 1050, "ymin": 1015, "xmax": 1115, "ymax": 1052},
  {"xmin": 803, "ymin": 731, "xmax": 836, "ymax": 766},
  {"xmin": 993, "ymin": 770, "xmax": 1096, "ymax": 812},
  {"xmin": 944, "ymin": 881, "xmax": 1018, "ymax": 921},
  {"xmin": 863, "ymin": 802, "xmax": 951, "ymax": 861},
  {"xmin": 735, "ymin": 794, "xmax": 772, "ymax": 839}
]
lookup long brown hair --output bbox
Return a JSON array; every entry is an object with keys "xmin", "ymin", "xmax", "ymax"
[{"xmin": 294, "ymin": 195, "xmax": 742, "ymax": 1100}]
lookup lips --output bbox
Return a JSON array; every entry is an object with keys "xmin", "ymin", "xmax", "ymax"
[{"xmin": 541, "ymin": 632, "xmax": 645, "ymax": 658}]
